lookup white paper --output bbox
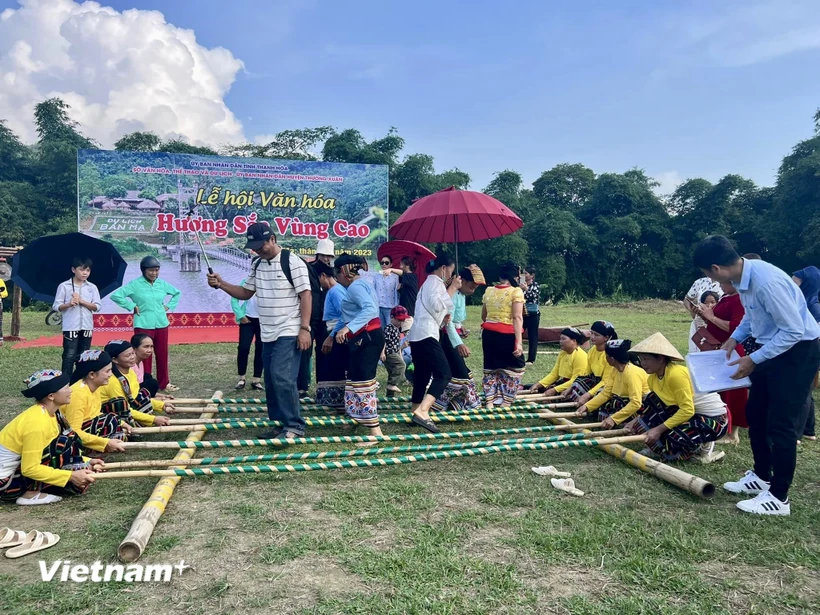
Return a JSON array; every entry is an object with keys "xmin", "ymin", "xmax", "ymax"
[{"xmin": 685, "ymin": 349, "xmax": 751, "ymax": 394}]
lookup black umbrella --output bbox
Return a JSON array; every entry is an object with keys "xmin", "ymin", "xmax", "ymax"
[{"xmin": 11, "ymin": 233, "xmax": 127, "ymax": 302}]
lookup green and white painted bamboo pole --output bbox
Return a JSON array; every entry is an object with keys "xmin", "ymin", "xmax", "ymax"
[
  {"xmin": 169, "ymin": 394, "xmax": 565, "ymax": 407},
  {"xmin": 133, "ymin": 410, "xmax": 581, "ymax": 435},
  {"xmin": 106, "ymin": 430, "xmax": 629, "ymax": 470},
  {"xmin": 123, "ymin": 422, "xmax": 607, "ymax": 450},
  {"xmin": 100, "ymin": 435, "xmax": 646, "ymax": 479}
]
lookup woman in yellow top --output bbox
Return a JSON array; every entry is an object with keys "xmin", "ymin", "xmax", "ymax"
[
  {"xmin": 0, "ymin": 369, "xmax": 103, "ymax": 505},
  {"xmin": 481, "ymin": 262, "xmax": 526, "ymax": 407},
  {"xmin": 98, "ymin": 340, "xmax": 173, "ymax": 427},
  {"xmin": 576, "ymin": 340, "xmax": 648, "ymax": 425},
  {"xmin": 532, "ymin": 327, "xmax": 589, "ymax": 397},
  {"xmin": 570, "ymin": 321, "xmax": 617, "ymax": 403},
  {"xmin": 629, "ymin": 333, "xmax": 729, "ymax": 461},
  {"xmin": 64, "ymin": 350, "xmax": 130, "ymax": 444}
]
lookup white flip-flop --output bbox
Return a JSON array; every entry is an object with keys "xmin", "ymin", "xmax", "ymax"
[
  {"xmin": 16, "ymin": 492, "xmax": 63, "ymax": 506},
  {"xmin": 550, "ymin": 478, "xmax": 585, "ymax": 497},
  {"xmin": 5, "ymin": 531, "xmax": 60, "ymax": 559},
  {"xmin": 0, "ymin": 528, "xmax": 28, "ymax": 548},
  {"xmin": 531, "ymin": 466, "xmax": 571, "ymax": 478}
]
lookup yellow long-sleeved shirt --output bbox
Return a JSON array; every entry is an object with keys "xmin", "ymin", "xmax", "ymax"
[
  {"xmin": 98, "ymin": 370, "xmax": 162, "ymax": 426},
  {"xmin": 0, "ymin": 405, "xmax": 98, "ymax": 487},
  {"xmin": 60, "ymin": 381, "xmax": 112, "ymax": 451},
  {"xmin": 538, "ymin": 347, "xmax": 589, "ymax": 393},
  {"xmin": 584, "ymin": 346, "xmax": 615, "ymax": 397},
  {"xmin": 647, "ymin": 363, "xmax": 695, "ymax": 429},
  {"xmin": 586, "ymin": 363, "xmax": 649, "ymax": 423}
]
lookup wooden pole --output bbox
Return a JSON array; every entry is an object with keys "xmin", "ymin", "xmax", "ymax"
[
  {"xmin": 8, "ymin": 284, "xmax": 23, "ymax": 341},
  {"xmin": 97, "ymin": 435, "xmax": 647, "ymax": 480},
  {"xmin": 123, "ymin": 421, "xmax": 607, "ymax": 450},
  {"xmin": 117, "ymin": 391, "xmax": 222, "ymax": 562},
  {"xmin": 538, "ymin": 410, "xmax": 715, "ymax": 498},
  {"xmin": 167, "ymin": 401, "xmax": 578, "ymax": 415}
]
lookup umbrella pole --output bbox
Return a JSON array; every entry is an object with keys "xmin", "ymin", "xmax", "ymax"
[{"xmin": 455, "ymin": 223, "xmax": 459, "ymax": 269}]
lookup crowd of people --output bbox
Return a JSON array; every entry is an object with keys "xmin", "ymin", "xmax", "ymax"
[{"xmin": 1, "ymin": 228, "xmax": 818, "ymax": 519}]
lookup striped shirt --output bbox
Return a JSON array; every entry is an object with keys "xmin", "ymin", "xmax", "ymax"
[{"xmin": 243, "ymin": 252, "xmax": 310, "ymax": 342}]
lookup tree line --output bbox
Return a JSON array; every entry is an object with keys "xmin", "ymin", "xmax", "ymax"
[{"xmin": 2, "ymin": 98, "xmax": 819, "ymax": 302}]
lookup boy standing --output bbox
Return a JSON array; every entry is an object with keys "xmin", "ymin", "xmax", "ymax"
[
  {"xmin": 53, "ymin": 257, "xmax": 101, "ymax": 377},
  {"xmin": 382, "ymin": 305, "xmax": 412, "ymax": 396}
]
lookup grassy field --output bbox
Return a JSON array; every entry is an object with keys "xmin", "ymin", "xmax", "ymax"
[{"xmin": 1, "ymin": 302, "xmax": 818, "ymax": 615}]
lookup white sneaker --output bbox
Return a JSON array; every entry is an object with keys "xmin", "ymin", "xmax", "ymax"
[
  {"xmin": 723, "ymin": 470, "xmax": 770, "ymax": 495},
  {"xmin": 693, "ymin": 442, "xmax": 725, "ymax": 464},
  {"xmin": 736, "ymin": 491, "xmax": 790, "ymax": 516}
]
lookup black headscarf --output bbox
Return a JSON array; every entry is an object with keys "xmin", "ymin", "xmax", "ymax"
[
  {"xmin": 604, "ymin": 339, "xmax": 632, "ymax": 364},
  {"xmin": 561, "ymin": 327, "xmax": 588, "ymax": 344},
  {"xmin": 590, "ymin": 321, "xmax": 618, "ymax": 340}
]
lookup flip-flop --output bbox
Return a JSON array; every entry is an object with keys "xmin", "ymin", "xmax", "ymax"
[
  {"xmin": 16, "ymin": 493, "xmax": 62, "ymax": 506},
  {"xmin": 165, "ymin": 384, "xmax": 180, "ymax": 392},
  {"xmin": 234, "ymin": 379, "xmax": 246, "ymax": 390},
  {"xmin": 531, "ymin": 466, "xmax": 571, "ymax": 478},
  {"xmin": 550, "ymin": 478, "xmax": 585, "ymax": 497},
  {"xmin": 0, "ymin": 528, "xmax": 28, "ymax": 548},
  {"xmin": 251, "ymin": 382, "xmax": 264, "ymax": 391},
  {"xmin": 5, "ymin": 531, "xmax": 60, "ymax": 559},
  {"xmin": 411, "ymin": 414, "xmax": 439, "ymax": 434}
]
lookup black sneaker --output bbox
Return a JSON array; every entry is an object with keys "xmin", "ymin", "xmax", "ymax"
[{"xmin": 257, "ymin": 429, "xmax": 282, "ymax": 440}]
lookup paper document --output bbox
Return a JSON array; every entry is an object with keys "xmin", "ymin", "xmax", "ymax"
[{"xmin": 685, "ymin": 349, "xmax": 752, "ymax": 394}]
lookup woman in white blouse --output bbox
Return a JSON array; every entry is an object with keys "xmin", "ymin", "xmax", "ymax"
[{"xmin": 407, "ymin": 254, "xmax": 461, "ymax": 433}]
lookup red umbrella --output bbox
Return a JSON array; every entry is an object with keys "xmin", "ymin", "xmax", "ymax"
[
  {"xmin": 378, "ymin": 240, "xmax": 435, "ymax": 286},
  {"xmin": 389, "ymin": 187, "xmax": 523, "ymax": 264}
]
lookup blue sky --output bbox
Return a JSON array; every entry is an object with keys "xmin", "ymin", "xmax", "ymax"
[{"xmin": 2, "ymin": 0, "xmax": 819, "ymax": 193}]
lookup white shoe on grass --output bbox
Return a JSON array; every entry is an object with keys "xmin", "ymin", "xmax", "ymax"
[
  {"xmin": 736, "ymin": 491, "xmax": 790, "ymax": 516},
  {"xmin": 723, "ymin": 470, "xmax": 770, "ymax": 495}
]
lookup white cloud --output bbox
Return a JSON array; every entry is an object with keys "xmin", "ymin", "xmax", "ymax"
[
  {"xmin": 0, "ymin": 0, "xmax": 246, "ymax": 147},
  {"xmin": 668, "ymin": 0, "xmax": 820, "ymax": 67},
  {"xmin": 653, "ymin": 171, "xmax": 683, "ymax": 196}
]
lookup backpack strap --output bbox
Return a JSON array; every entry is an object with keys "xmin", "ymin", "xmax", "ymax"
[{"xmin": 280, "ymin": 249, "xmax": 294, "ymax": 287}]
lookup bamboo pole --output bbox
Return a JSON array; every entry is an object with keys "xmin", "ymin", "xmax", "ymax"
[
  {"xmin": 116, "ymin": 391, "xmax": 222, "ymax": 563},
  {"xmin": 105, "ymin": 431, "xmax": 630, "ymax": 470},
  {"xmin": 123, "ymin": 422, "xmax": 607, "ymax": 450},
  {"xmin": 167, "ymin": 401, "xmax": 578, "ymax": 415},
  {"xmin": 132, "ymin": 410, "xmax": 581, "ymax": 435},
  {"xmin": 538, "ymin": 410, "xmax": 716, "ymax": 499},
  {"xmin": 170, "ymin": 394, "xmax": 565, "ymax": 406},
  {"xmin": 97, "ymin": 435, "xmax": 646, "ymax": 480}
]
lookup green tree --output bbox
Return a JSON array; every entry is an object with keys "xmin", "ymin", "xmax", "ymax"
[
  {"xmin": 114, "ymin": 131, "xmax": 162, "ymax": 152},
  {"xmin": 532, "ymin": 163, "xmax": 595, "ymax": 211},
  {"xmin": 225, "ymin": 127, "xmax": 336, "ymax": 160}
]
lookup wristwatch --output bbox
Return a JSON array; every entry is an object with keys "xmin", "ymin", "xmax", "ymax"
[{"xmin": 300, "ymin": 325, "xmax": 311, "ymax": 333}]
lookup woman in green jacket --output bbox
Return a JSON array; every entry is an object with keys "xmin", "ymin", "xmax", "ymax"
[{"xmin": 111, "ymin": 256, "xmax": 181, "ymax": 392}]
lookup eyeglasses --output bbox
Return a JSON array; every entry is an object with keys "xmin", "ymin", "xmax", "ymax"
[{"xmin": 380, "ymin": 261, "xmax": 390, "ymax": 265}]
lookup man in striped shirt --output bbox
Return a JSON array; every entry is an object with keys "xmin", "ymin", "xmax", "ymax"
[{"xmin": 208, "ymin": 223, "xmax": 312, "ymax": 439}]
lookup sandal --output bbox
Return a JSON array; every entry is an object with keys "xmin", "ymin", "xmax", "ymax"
[
  {"xmin": 164, "ymin": 384, "xmax": 180, "ymax": 392},
  {"xmin": 0, "ymin": 528, "xmax": 28, "ymax": 549},
  {"xmin": 16, "ymin": 493, "xmax": 62, "ymax": 506},
  {"xmin": 550, "ymin": 478, "xmax": 585, "ymax": 497},
  {"xmin": 235, "ymin": 378, "xmax": 246, "ymax": 390},
  {"xmin": 531, "ymin": 466, "xmax": 571, "ymax": 478},
  {"xmin": 5, "ymin": 531, "xmax": 60, "ymax": 559},
  {"xmin": 251, "ymin": 381, "xmax": 264, "ymax": 391},
  {"xmin": 411, "ymin": 414, "xmax": 439, "ymax": 434}
]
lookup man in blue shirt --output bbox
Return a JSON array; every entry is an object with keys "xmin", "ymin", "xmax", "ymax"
[{"xmin": 693, "ymin": 236, "xmax": 820, "ymax": 516}]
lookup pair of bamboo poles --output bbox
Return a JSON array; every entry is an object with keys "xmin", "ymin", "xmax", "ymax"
[{"xmin": 98, "ymin": 432, "xmax": 644, "ymax": 479}]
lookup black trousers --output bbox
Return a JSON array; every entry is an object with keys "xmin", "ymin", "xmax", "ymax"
[
  {"xmin": 746, "ymin": 338, "xmax": 820, "ymax": 500},
  {"xmin": 439, "ymin": 329, "xmax": 471, "ymax": 379},
  {"xmin": 410, "ymin": 337, "xmax": 452, "ymax": 404},
  {"xmin": 523, "ymin": 312, "xmax": 540, "ymax": 363},
  {"xmin": 61, "ymin": 330, "xmax": 92, "ymax": 377},
  {"xmin": 142, "ymin": 373, "xmax": 160, "ymax": 397},
  {"xmin": 297, "ymin": 328, "xmax": 315, "ymax": 391},
  {"xmin": 237, "ymin": 317, "xmax": 263, "ymax": 378}
]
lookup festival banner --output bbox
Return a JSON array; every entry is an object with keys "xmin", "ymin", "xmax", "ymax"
[{"xmin": 78, "ymin": 149, "xmax": 389, "ymax": 327}]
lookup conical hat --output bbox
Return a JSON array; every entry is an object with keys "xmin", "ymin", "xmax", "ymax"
[{"xmin": 631, "ymin": 332, "xmax": 684, "ymax": 361}]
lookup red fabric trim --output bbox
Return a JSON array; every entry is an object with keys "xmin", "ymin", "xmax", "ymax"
[
  {"xmin": 94, "ymin": 312, "xmax": 236, "ymax": 330},
  {"xmin": 482, "ymin": 322, "xmax": 515, "ymax": 334},
  {"xmin": 348, "ymin": 318, "xmax": 382, "ymax": 339}
]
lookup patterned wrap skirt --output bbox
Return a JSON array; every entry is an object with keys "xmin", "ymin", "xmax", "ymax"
[
  {"xmin": 82, "ymin": 412, "xmax": 127, "ymax": 440},
  {"xmin": 0, "ymin": 412, "xmax": 89, "ymax": 502},
  {"xmin": 344, "ymin": 328, "xmax": 385, "ymax": 428},
  {"xmin": 565, "ymin": 375, "xmax": 600, "ymax": 402},
  {"xmin": 435, "ymin": 328, "xmax": 481, "ymax": 413},
  {"xmin": 633, "ymin": 392, "xmax": 729, "ymax": 460},
  {"xmin": 316, "ymin": 338, "xmax": 349, "ymax": 413},
  {"xmin": 596, "ymin": 395, "xmax": 634, "ymax": 422},
  {"xmin": 482, "ymin": 329, "xmax": 525, "ymax": 406}
]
